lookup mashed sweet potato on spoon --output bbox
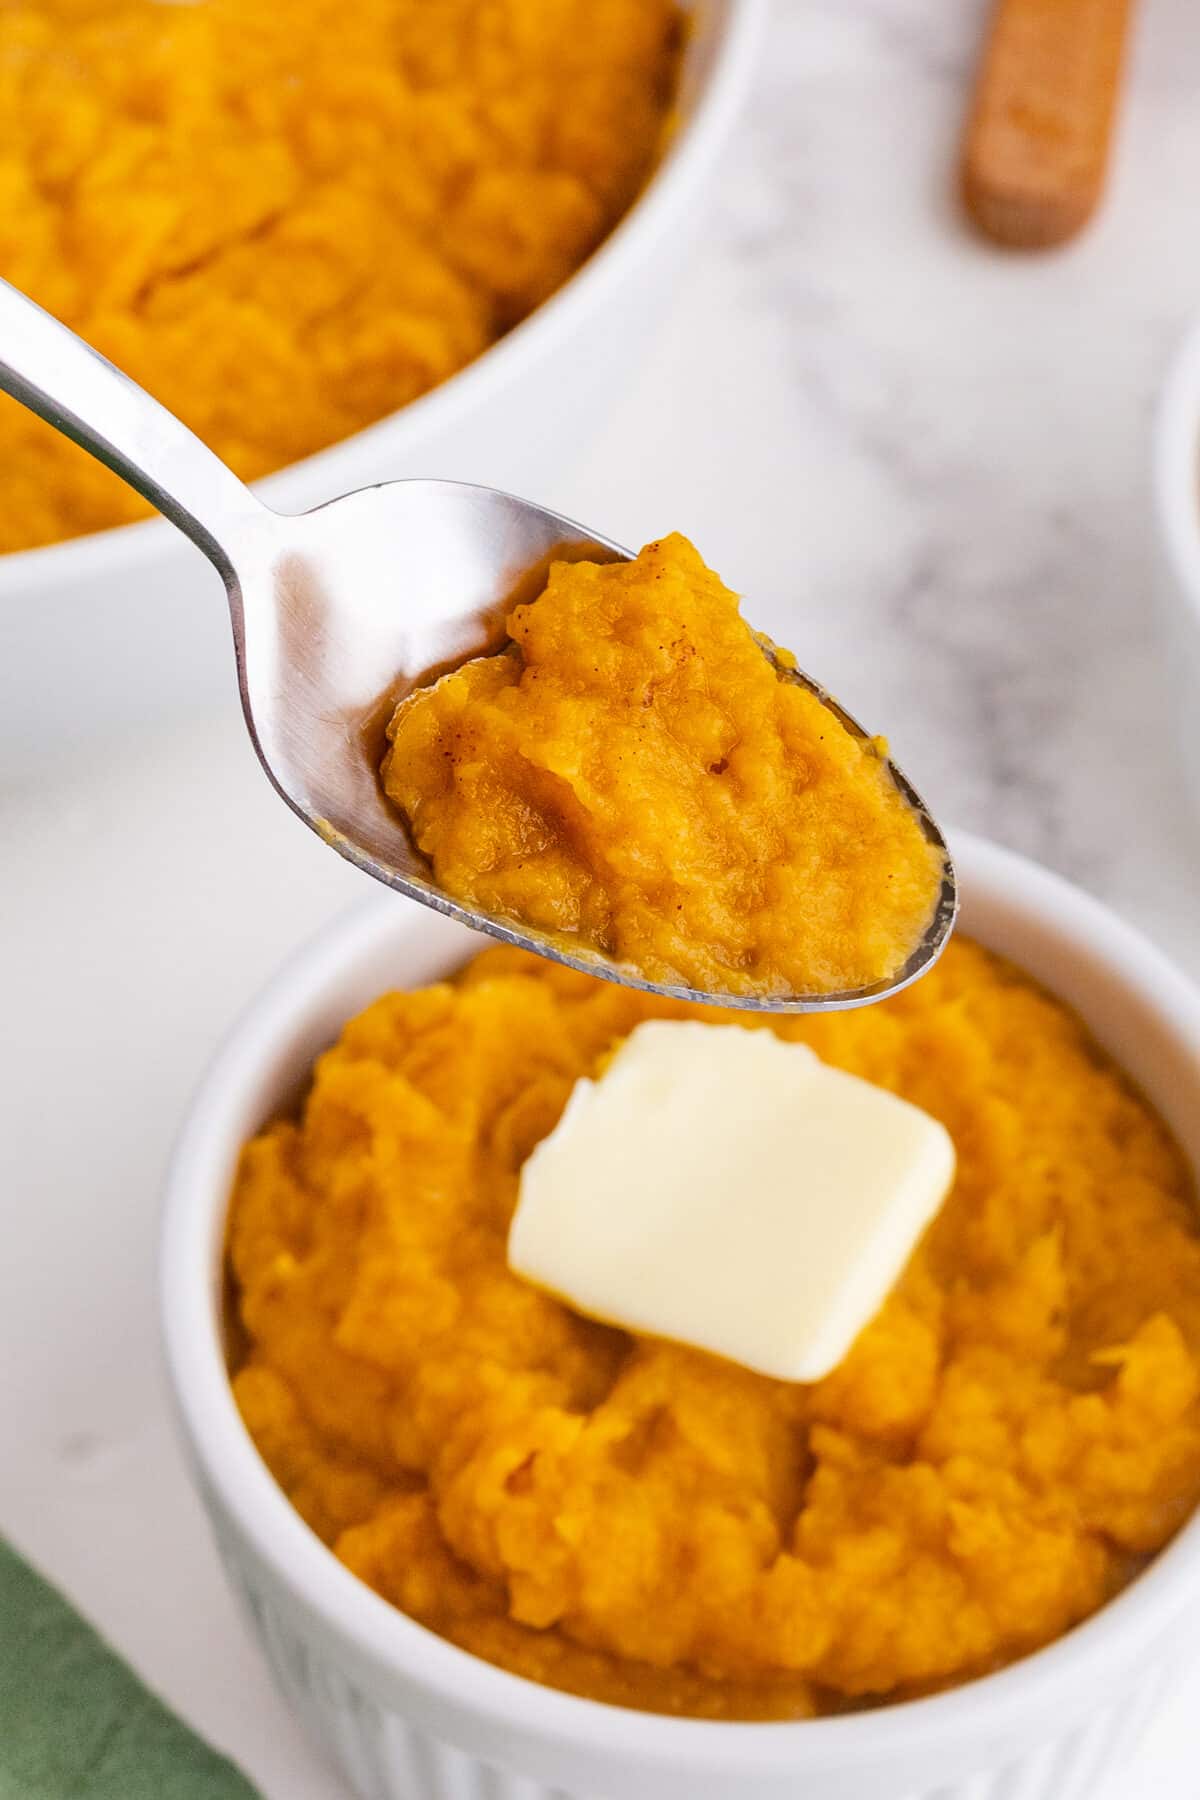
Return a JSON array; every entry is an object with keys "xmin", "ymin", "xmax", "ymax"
[{"xmin": 382, "ymin": 534, "xmax": 947, "ymax": 998}]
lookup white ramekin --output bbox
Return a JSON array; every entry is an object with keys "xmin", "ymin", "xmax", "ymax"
[
  {"xmin": 0, "ymin": 0, "xmax": 764, "ymax": 778},
  {"xmin": 1154, "ymin": 315, "xmax": 1200, "ymax": 819},
  {"xmin": 161, "ymin": 831, "xmax": 1200, "ymax": 1800}
]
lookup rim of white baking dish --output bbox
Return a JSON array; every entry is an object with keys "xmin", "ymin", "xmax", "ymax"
[
  {"xmin": 0, "ymin": 0, "xmax": 767, "ymax": 597},
  {"xmin": 161, "ymin": 830, "xmax": 1200, "ymax": 1780},
  {"xmin": 1155, "ymin": 312, "xmax": 1200, "ymax": 631}
]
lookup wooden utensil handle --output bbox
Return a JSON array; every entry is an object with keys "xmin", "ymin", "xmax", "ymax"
[{"xmin": 962, "ymin": 0, "xmax": 1137, "ymax": 249}]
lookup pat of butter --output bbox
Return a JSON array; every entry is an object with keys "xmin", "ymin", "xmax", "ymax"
[{"xmin": 508, "ymin": 1020, "xmax": 955, "ymax": 1382}]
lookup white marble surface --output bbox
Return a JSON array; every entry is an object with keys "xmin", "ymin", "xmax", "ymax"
[{"xmin": 3, "ymin": 1, "xmax": 1200, "ymax": 1796}]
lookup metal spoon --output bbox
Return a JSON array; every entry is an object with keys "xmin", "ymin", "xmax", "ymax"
[{"xmin": 0, "ymin": 277, "xmax": 956, "ymax": 1011}]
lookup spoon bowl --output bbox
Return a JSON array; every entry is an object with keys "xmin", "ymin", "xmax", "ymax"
[{"xmin": 0, "ymin": 277, "xmax": 956, "ymax": 1010}]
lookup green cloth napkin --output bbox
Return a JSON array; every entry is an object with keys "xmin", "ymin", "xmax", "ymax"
[{"xmin": 0, "ymin": 1537, "xmax": 260, "ymax": 1800}]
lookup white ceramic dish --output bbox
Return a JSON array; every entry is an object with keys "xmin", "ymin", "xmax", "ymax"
[
  {"xmin": 1155, "ymin": 317, "xmax": 1200, "ymax": 818},
  {"xmin": 0, "ymin": 0, "xmax": 764, "ymax": 779},
  {"xmin": 162, "ymin": 831, "xmax": 1200, "ymax": 1800}
]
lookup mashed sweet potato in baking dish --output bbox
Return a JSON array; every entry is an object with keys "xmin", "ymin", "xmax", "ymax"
[
  {"xmin": 228, "ymin": 937, "xmax": 1200, "ymax": 1719},
  {"xmin": 382, "ymin": 534, "xmax": 948, "ymax": 998},
  {"xmin": 0, "ymin": 0, "xmax": 680, "ymax": 552}
]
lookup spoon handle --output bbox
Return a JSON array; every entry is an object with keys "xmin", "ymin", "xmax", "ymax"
[
  {"xmin": 0, "ymin": 277, "xmax": 270, "ymax": 575},
  {"xmin": 962, "ymin": 0, "xmax": 1136, "ymax": 248}
]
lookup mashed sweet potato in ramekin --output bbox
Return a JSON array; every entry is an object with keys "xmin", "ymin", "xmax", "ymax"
[
  {"xmin": 0, "ymin": 0, "xmax": 680, "ymax": 551},
  {"xmin": 227, "ymin": 937, "xmax": 1200, "ymax": 1719}
]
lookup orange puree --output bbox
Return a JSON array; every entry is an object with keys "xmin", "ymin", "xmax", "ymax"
[
  {"xmin": 382, "ymin": 535, "xmax": 947, "ymax": 998},
  {"xmin": 0, "ymin": 0, "xmax": 679, "ymax": 551},
  {"xmin": 228, "ymin": 938, "xmax": 1200, "ymax": 1718}
]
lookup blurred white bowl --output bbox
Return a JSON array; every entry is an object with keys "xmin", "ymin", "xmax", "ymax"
[
  {"xmin": 162, "ymin": 831, "xmax": 1200, "ymax": 1800},
  {"xmin": 1156, "ymin": 316, "xmax": 1200, "ymax": 818},
  {"xmin": 0, "ymin": 0, "xmax": 764, "ymax": 779}
]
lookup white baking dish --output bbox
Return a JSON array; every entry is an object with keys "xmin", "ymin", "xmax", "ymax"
[
  {"xmin": 1155, "ymin": 314, "xmax": 1200, "ymax": 818},
  {"xmin": 0, "ymin": 0, "xmax": 764, "ymax": 778}
]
